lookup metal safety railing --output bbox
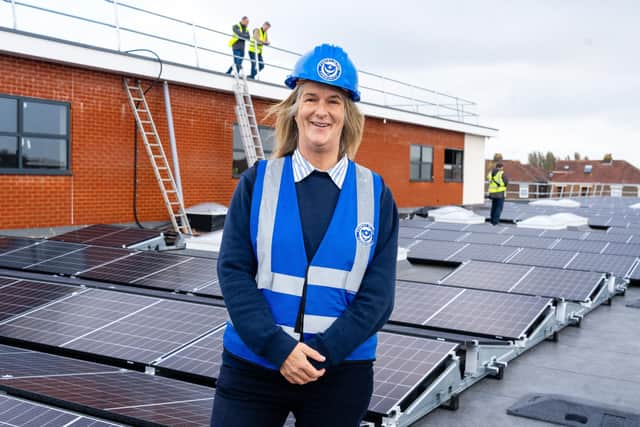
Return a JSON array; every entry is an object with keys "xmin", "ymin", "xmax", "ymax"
[
  {"xmin": 1, "ymin": 0, "xmax": 480, "ymax": 124},
  {"xmin": 485, "ymin": 181, "xmax": 640, "ymax": 200}
]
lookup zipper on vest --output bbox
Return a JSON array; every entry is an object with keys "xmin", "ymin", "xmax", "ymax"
[{"xmin": 294, "ymin": 265, "xmax": 311, "ymax": 342}]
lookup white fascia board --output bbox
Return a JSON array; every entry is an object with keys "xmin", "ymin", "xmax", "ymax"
[{"xmin": 0, "ymin": 28, "xmax": 498, "ymax": 138}]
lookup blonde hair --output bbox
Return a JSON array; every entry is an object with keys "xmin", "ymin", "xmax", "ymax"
[{"xmin": 267, "ymin": 84, "xmax": 365, "ymax": 159}]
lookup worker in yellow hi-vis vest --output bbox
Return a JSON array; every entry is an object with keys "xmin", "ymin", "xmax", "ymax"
[
  {"xmin": 487, "ymin": 162, "xmax": 508, "ymax": 225},
  {"xmin": 248, "ymin": 21, "xmax": 271, "ymax": 79},
  {"xmin": 226, "ymin": 16, "xmax": 251, "ymax": 75}
]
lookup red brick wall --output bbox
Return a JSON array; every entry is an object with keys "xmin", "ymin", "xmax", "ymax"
[{"xmin": 0, "ymin": 54, "xmax": 464, "ymax": 229}]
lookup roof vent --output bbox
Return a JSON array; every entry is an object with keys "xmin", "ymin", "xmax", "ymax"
[{"xmin": 584, "ymin": 164, "xmax": 592, "ymax": 173}]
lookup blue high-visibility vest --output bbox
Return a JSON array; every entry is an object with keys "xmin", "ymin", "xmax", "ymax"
[{"xmin": 223, "ymin": 155, "xmax": 382, "ymax": 369}]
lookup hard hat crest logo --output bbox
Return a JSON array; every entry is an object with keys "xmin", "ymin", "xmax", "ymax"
[
  {"xmin": 355, "ymin": 222, "xmax": 374, "ymax": 246},
  {"xmin": 317, "ymin": 58, "xmax": 342, "ymax": 82}
]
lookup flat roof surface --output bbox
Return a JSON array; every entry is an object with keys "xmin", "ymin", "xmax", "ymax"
[{"xmin": 419, "ymin": 285, "xmax": 640, "ymax": 426}]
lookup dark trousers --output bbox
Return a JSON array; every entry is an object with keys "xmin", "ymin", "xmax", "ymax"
[
  {"xmin": 226, "ymin": 49, "xmax": 245, "ymax": 74},
  {"xmin": 248, "ymin": 51, "xmax": 264, "ymax": 78},
  {"xmin": 490, "ymin": 196, "xmax": 505, "ymax": 225},
  {"xmin": 211, "ymin": 353, "xmax": 373, "ymax": 427}
]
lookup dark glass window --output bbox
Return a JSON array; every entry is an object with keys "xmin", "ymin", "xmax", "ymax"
[
  {"xmin": 444, "ymin": 149, "xmax": 463, "ymax": 181},
  {"xmin": 0, "ymin": 136, "xmax": 18, "ymax": 168},
  {"xmin": 0, "ymin": 95, "xmax": 70, "ymax": 173},
  {"xmin": 0, "ymin": 98, "xmax": 17, "ymax": 133},
  {"xmin": 409, "ymin": 144, "xmax": 433, "ymax": 181},
  {"xmin": 232, "ymin": 124, "xmax": 275, "ymax": 177}
]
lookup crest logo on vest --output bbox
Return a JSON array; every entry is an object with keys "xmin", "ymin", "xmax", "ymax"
[
  {"xmin": 317, "ymin": 58, "xmax": 342, "ymax": 82},
  {"xmin": 355, "ymin": 222, "xmax": 375, "ymax": 246}
]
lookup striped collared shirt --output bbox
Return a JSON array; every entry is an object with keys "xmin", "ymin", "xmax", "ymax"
[{"xmin": 292, "ymin": 149, "xmax": 349, "ymax": 189}]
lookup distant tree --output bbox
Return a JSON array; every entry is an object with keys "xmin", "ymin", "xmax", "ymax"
[
  {"xmin": 543, "ymin": 151, "xmax": 556, "ymax": 171},
  {"xmin": 584, "ymin": 155, "xmax": 589, "ymax": 161},
  {"xmin": 564, "ymin": 154, "xmax": 571, "ymax": 161},
  {"xmin": 527, "ymin": 151, "xmax": 545, "ymax": 169},
  {"xmin": 574, "ymin": 152, "xmax": 581, "ymax": 160},
  {"xmin": 493, "ymin": 153, "xmax": 503, "ymax": 161},
  {"xmin": 603, "ymin": 153, "xmax": 613, "ymax": 162}
]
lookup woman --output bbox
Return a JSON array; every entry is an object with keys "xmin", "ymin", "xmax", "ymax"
[{"xmin": 212, "ymin": 44, "xmax": 398, "ymax": 427}]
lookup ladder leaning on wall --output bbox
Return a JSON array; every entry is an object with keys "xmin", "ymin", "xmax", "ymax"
[
  {"xmin": 232, "ymin": 70, "xmax": 265, "ymax": 167},
  {"xmin": 123, "ymin": 78, "xmax": 193, "ymax": 235}
]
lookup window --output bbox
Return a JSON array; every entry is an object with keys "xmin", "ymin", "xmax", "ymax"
[
  {"xmin": 409, "ymin": 144, "xmax": 433, "ymax": 181},
  {"xmin": 444, "ymin": 149, "xmax": 463, "ymax": 181},
  {"xmin": 232, "ymin": 124, "xmax": 275, "ymax": 177},
  {"xmin": 0, "ymin": 95, "xmax": 70, "ymax": 173}
]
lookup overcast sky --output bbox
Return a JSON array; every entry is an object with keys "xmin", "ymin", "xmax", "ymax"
[{"xmin": 9, "ymin": 0, "xmax": 640, "ymax": 167}]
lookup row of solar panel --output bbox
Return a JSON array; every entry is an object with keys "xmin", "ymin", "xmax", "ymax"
[
  {"xmin": 400, "ymin": 221, "xmax": 638, "ymax": 249},
  {"xmin": 404, "ymin": 239, "xmax": 639, "ymax": 278},
  {"xmin": 398, "ymin": 260, "xmax": 606, "ymax": 303},
  {"xmin": 0, "ymin": 276, "xmax": 461, "ymax": 419},
  {"xmin": 0, "ymin": 237, "xmax": 221, "ymax": 297}
]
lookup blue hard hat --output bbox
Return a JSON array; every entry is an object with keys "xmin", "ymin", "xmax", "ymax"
[{"xmin": 285, "ymin": 44, "xmax": 361, "ymax": 102}]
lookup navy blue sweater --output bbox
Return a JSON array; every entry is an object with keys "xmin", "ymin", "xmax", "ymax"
[{"xmin": 217, "ymin": 162, "xmax": 398, "ymax": 370}]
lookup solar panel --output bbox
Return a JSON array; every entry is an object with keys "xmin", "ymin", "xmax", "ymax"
[
  {"xmin": 539, "ymin": 229, "xmax": 589, "ymax": 240},
  {"xmin": 551, "ymin": 239, "xmax": 608, "ymax": 254},
  {"xmin": 458, "ymin": 232, "xmax": 510, "ymax": 245},
  {"xmin": 398, "ymin": 238, "xmax": 418, "ymax": 248},
  {"xmin": 0, "ymin": 348, "xmax": 119, "ymax": 378},
  {"xmin": 0, "ymin": 289, "xmax": 156, "ymax": 347},
  {"xmin": 0, "ymin": 236, "xmax": 39, "ymax": 255},
  {"xmin": 79, "ymin": 251, "xmax": 187, "ymax": 285},
  {"xmin": 26, "ymin": 246, "xmax": 132, "ymax": 276},
  {"xmin": 464, "ymin": 223, "xmax": 508, "ymax": 233},
  {"xmin": 566, "ymin": 252, "xmax": 638, "ymax": 277},
  {"xmin": 502, "ymin": 235, "xmax": 555, "ymax": 249},
  {"xmin": 0, "ymin": 241, "xmax": 87, "ymax": 269},
  {"xmin": 66, "ymin": 300, "xmax": 227, "ymax": 364},
  {"xmin": 399, "ymin": 227, "xmax": 425, "ymax": 239},
  {"xmin": 399, "ymin": 218, "xmax": 431, "ymax": 229},
  {"xmin": 87, "ymin": 228, "xmax": 162, "ymax": 248},
  {"xmin": 0, "ymin": 280, "xmax": 78, "ymax": 323},
  {"xmin": 49, "ymin": 224, "xmax": 124, "ymax": 243},
  {"xmin": 602, "ymin": 242, "xmax": 640, "ymax": 257},
  {"xmin": 501, "ymin": 227, "xmax": 544, "ymax": 237},
  {"xmin": 0, "ymin": 276, "xmax": 21, "ymax": 287},
  {"xmin": 392, "ymin": 281, "xmax": 463, "ymax": 325},
  {"xmin": 155, "ymin": 327, "xmax": 225, "ymax": 378},
  {"xmin": 368, "ymin": 332, "xmax": 458, "ymax": 415},
  {"xmin": 0, "ymin": 344, "xmax": 31, "ymax": 354},
  {"xmin": 0, "ymin": 371, "xmax": 214, "ymax": 427},
  {"xmin": 133, "ymin": 256, "xmax": 219, "ymax": 294},
  {"xmin": 506, "ymin": 248, "xmax": 577, "ymax": 269},
  {"xmin": 588, "ymin": 216, "xmax": 610, "ymax": 227},
  {"xmin": 426, "ymin": 290, "xmax": 552, "ymax": 340},
  {"xmin": 419, "ymin": 229, "xmax": 467, "ymax": 242},
  {"xmin": 448, "ymin": 243, "xmax": 519, "ymax": 263},
  {"xmin": 440, "ymin": 261, "xmax": 531, "ymax": 293},
  {"xmin": 513, "ymin": 267, "xmax": 604, "ymax": 302},
  {"xmin": 584, "ymin": 232, "xmax": 631, "ymax": 243},
  {"xmin": 407, "ymin": 240, "xmax": 466, "ymax": 263},
  {"xmin": 0, "ymin": 395, "xmax": 120, "ymax": 427},
  {"xmin": 425, "ymin": 222, "xmax": 468, "ymax": 231},
  {"xmin": 192, "ymin": 281, "xmax": 223, "ymax": 298},
  {"xmin": 630, "ymin": 264, "xmax": 640, "ymax": 281}
]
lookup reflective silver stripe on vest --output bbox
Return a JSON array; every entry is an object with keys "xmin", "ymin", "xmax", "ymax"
[
  {"xmin": 307, "ymin": 266, "xmax": 349, "ymax": 291},
  {"xmin": 256, "ymin": 157, "xmax": 285, "ymax": 290},
  {"xmin": 344, "ymin": 164, "xmax": 375, "ymax": 294},
  {"xmin": 270, "ymin": 272, "xmax": 305, "ymax": 296},
  {"xmin": 302, "ymin": 314, "xmax": 336, "ymax": 334}
]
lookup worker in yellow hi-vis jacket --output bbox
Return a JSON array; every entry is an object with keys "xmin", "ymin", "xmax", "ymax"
[
  {"xmin": 248, "ymin": 21, "xmax": 271, "ymax": 79},
  {"xmin": 487, "ymin": 162, "xmax": 508, "ymax": 225},
  {"xmin": 226, "ymin": 16, "xmax": 250, "ymax": 74}
]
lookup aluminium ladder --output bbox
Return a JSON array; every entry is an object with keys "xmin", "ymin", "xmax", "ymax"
[
  {"xmin": 123, "ymin": 79, "xmax": 192, "ymax": 235},
  {"xmin": 232, "ymin": 70, "xmax": 265, "ymax": 167}
]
